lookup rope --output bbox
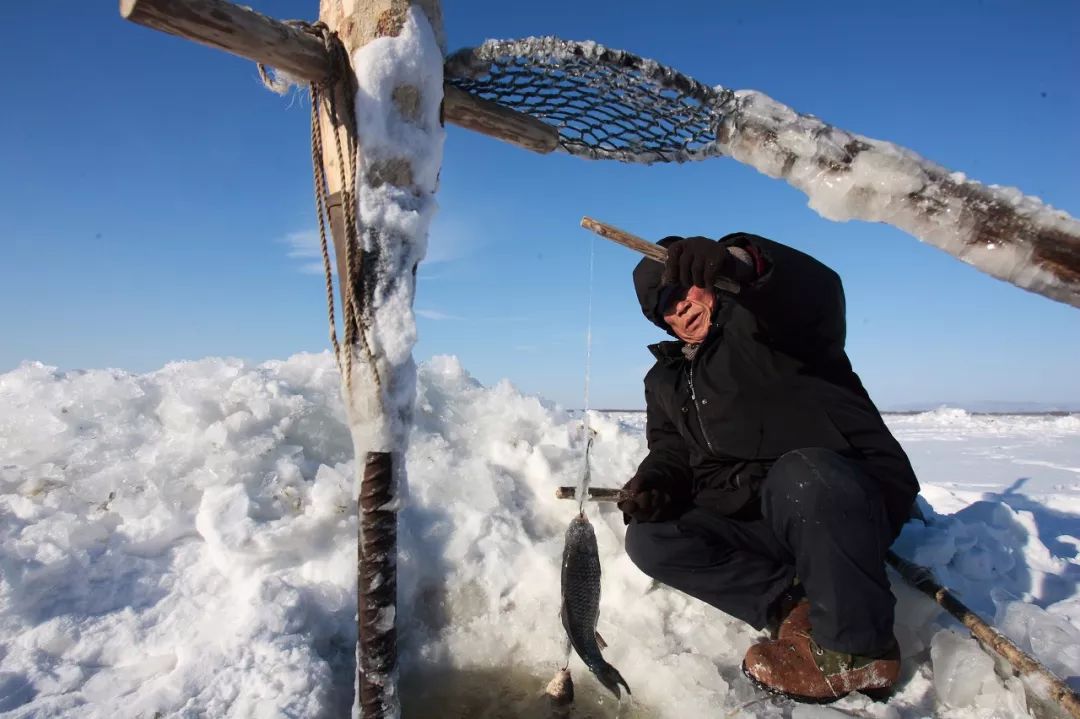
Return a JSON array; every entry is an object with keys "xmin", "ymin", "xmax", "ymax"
[
  {"xmin": 308, "ymin": 79, "xmax": 341, "ymax": 364},
  {"xmin": 259, "ymin": 23, "xmax": 382, "ymax": 399}
]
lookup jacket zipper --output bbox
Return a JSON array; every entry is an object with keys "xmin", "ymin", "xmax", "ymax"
[{"xmin": 687, "ymin": 357, "xmax": 716, "ymax": 454}]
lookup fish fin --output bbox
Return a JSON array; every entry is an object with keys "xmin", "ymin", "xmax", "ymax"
[
  {"xmin": 597, "ymin": 662, "xmax": 631, "ymax": 699},
  {"xmin": 595, "ymin": 631, "xmax": 607, "ymax": 650}
]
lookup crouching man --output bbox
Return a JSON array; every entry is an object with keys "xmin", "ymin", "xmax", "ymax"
[{"xmin": 619, "ymin": 233, "xmax": 919, "ymax": 702}]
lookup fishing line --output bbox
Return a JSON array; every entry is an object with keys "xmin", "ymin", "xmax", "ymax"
[{"xmin": 578, "ymin": 233, "xmax": 597, "ymax": 515}]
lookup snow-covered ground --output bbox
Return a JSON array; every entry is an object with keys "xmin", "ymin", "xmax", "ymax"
[{"xmin": 1, "ymin": 353, "xmax": 1079, "ymax": 718}]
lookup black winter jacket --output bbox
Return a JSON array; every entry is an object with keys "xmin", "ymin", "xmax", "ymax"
[{"xmin": 632, "ymin": 233, "xmax": 919, "ymax": 535}]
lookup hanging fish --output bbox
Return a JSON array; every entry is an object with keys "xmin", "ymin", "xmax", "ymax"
[{"xmin": 560, "ymin": 512, "xmax": 631, "ymax": 699}]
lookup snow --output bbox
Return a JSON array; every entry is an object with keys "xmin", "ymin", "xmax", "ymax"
[
  {"xmin": 345, "ymin": 6, "xmax": 445, "ymax": 452},
  {"xmin": 2, "ymin": 353, "xmax": 1080, "ymax": 717}
]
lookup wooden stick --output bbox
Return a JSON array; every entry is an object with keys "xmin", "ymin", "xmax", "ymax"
[
  {"xmin": 444, "ymin": 85, "xmax": 559, "ymax": 154},
  {"xmin": 556, "ymin": 485, "xmax": 1080, "ymax": 718},
  {"xmin": 886, "ymin": 550, "xmax": 1080, "ymax": 719},
  {"xmin": 119, "ymin": 0, "xmax": 559, "ymax": 155},
  {"xmin": 580, "ymin": 216, "xmax": 741, "ymax": 295},
  {"xmin": 554, "ymin": 486, "xmax": 627, "ymax": 502}
]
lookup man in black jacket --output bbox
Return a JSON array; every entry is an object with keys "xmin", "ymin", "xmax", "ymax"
[{"xmin": 619, "ymin": 233, "xmax": 919, "ymax": 702}]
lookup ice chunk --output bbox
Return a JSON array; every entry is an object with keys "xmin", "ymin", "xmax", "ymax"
[
  {"xmin": 995, "ymin": 594, "xmax": 1080, "ymax": 683},
  {"xmin": 930, "ymin": 629, "xmax": 995, "ymax": 707}
]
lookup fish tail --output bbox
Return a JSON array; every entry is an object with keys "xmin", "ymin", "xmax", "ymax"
[{"xmin": 596, "ymin": 661, "xmax": 631, "ymax": 699}]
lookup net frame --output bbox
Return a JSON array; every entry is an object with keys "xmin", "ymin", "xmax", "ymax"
[{"xmin": 445, "ymin": 37, "xmax": 735, "ymax": 165}]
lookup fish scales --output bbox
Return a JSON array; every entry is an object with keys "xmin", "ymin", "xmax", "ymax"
[{"xmin": 560, "ymin": 513, "xmax": 631, "ymax": 699}]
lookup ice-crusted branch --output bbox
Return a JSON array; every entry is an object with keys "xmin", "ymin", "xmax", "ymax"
[{"xmin": 716, "ymin": 90, "xmax": 1080, "ymax": 308}]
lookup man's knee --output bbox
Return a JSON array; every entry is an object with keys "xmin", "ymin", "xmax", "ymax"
[
  {"xmin": 763, "ymin": 448, "xmax": 873, "ymax": 515},
  {"xmin": 624, "ymin": 522, "xmax": 668, "ymax": 578}
]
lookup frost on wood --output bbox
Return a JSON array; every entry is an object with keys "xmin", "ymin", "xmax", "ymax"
[
  {"xmin": 717, "ymin": 90, "xmax": 1080, "ymax": 308},
  {"xmin": 344, "ymin": 6, "xmax": 446, "ymax": 454}
]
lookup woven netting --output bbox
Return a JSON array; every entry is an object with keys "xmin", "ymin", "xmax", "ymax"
[{"xmin": 445, "ymin": 38, "xmax": 735, "ymax": 164}]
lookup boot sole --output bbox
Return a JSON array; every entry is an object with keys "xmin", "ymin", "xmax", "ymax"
[{"xmin": 740, "ymin": 661, "xmax": 893, "ymax": 704}]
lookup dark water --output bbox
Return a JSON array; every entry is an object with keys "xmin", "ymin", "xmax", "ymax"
[{"xmin": 400, "ymin": 666, "xmax": 657, "ymax": 719}]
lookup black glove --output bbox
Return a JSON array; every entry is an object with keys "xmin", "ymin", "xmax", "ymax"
[
  {"xmin": 663, "ymin": 236, "xmax": 734, "ymax": 289},
  {"xmin": 617, "ymin": 474, "xmax": 672, "ymax": 524}
]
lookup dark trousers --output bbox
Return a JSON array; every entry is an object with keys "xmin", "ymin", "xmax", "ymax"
[{"xmin": 624, "ymin": 447, "xmax": 895, "ymax": 655}]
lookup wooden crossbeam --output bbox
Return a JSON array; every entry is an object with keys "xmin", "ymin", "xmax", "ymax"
[
  {"xmin": 119, "ymin": 0, "xmax": 560, "ymax": 155},
  {"xmin": 120, "ymin": 0, "xmax": 331, "ymax": 79}
]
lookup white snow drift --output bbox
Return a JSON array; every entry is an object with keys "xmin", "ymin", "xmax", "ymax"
[{"xmin": 1, "ymin": 353, "xmax": 1079, "ymax": 718}]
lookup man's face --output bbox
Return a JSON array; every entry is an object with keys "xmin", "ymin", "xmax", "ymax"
[{"xmin": 662, "ymin": 285, "xmax": 717, "ymax": 343}]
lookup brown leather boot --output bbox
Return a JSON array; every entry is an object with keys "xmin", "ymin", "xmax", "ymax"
[
  {"xmin": 777, "ymin": 598, "xmax": 810, "ymax": 640},
  {"xmin": 742, "ymin": 630, "xmax": 900, "ymax": 703},
  {"xmin": 765, "ymin": 583, "xmax": 806, "ymax": 639}
]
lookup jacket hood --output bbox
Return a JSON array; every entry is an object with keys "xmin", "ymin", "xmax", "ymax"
[{"xmin": 633, "ymin": 235, "xmax": 683, "ymax": 337}]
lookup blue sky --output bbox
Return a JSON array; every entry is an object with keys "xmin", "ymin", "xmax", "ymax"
[{"xmin": 1, "ymin": 1, "xmax": 1078, "ymax": 410}]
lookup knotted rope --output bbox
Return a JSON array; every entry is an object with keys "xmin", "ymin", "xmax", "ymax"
[{"xmin": 259, "ymin": 23, "xmax": 381, "ymax": 398}]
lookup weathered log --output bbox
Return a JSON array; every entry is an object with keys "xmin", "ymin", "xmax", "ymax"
[
  {"xmin": 119, "ymin": 0, "xmax": 331, "ymax": 81},
  {"xmin": 580, "ymin": 216, "xmax": 741, "ymax": 295},
  {"xmin": 318, "ymin": 3, "xmax": 445, "ymax": 718},
  {"xmin": 557, "ymin": 485, "xmax": 1080, "ymax": 718}
]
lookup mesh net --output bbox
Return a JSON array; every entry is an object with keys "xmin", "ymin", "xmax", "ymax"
[{"xmin": 445, "ymin": 38, "xmax": 735, "ymax": 164}]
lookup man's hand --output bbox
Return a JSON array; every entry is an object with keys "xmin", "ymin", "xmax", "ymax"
[
  {"xmin": 617, "ymin": 474, "xmax": 672, "ymax": 524},
  {"xmin": 663, "ymin": 236, "xmax": 734, "ymax": 288}
]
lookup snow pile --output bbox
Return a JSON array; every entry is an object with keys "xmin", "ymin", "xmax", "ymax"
[
  {"xmin": 2, "ymin": 355, "xmax": 1080, "ymax": 717},
  {"xmin": 717, "ymin": 90, "xmax": 1080, "ymax": 306},
  {"xmin": 894, "ymin": 501, "xmax": 1055, "ymax": 619},
  {"xmin": 0, "ymin": 357, "xmax": 356, "ymax": 717}
]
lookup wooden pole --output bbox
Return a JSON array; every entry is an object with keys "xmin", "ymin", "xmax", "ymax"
[
  {"xmin": 580, "ymin": 216, "xmax": 741, "ymax": 295},
  {"xmin": 119, "ymin": 0, "xmax": 331, "ymax": 80},
  {"xmin": 120, "ymin": 0, "xmax": 558, "ymax": 155},
  {"xmin": 444, "ymin": 85, "xmax": 558, "ymax": 154},
  {"xmin": 316, "ymin": 3, "xmax": 444, "ymax": 718},
  {"xmin": 557, "ymin": 485, "xmax": 1080, "ymax": 718}
]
